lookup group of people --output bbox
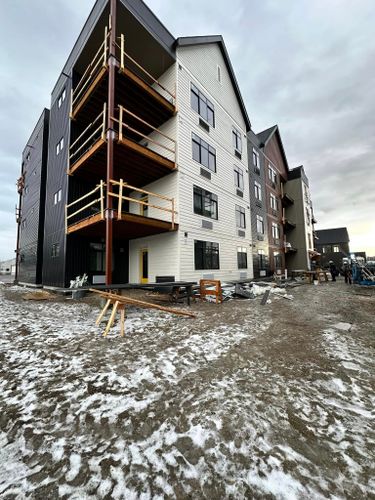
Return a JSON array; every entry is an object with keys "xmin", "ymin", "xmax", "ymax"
[{"xmin": 328, "ymin": 261, "xmax": 352, "ymax": 284}]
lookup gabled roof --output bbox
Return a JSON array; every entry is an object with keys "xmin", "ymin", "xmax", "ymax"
[
  {"xmin": 175, "ymin": 35, "xmax": 251, "ymax": 131},
  {"xmin": 315, "ymin": 228, "xmax": 350, "ymax": 245},
  {"xmin": 256, "ymin": 124, "xmax": 289, "ymax": 171}
]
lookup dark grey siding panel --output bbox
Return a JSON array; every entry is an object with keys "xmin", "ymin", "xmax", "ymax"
[
  {"xmin": 42, "ymin": 76, "xmax": 71, "ymax": 287},
  {"xmin": 18, "ymin": 109, "xmax": 49, "ymax": 284}
]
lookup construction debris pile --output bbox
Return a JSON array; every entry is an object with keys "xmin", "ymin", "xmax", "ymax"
[{"xmin": 199, "ymin": 281, "xmax": 295, "ymax": 303}]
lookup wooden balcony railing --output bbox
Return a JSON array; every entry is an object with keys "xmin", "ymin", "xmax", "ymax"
[
  {"xmin": 65, "ymin": 179, "xmax": 177, "ymax": 233},
  {"xmin": 114, "ymin": 105, "xmax": 176, "ymax": 163},
  {"xmin": 109, "ymin": 178, "xmax": 176, "ymax": 229},
  {"xmin": 65, "ymin": 181, "xmax": 105, "ymax": 232},
  {"xmin": 70, "ymin": 26, "xmax": 110, "ymax": 118},
  {"xmin": 116, "ymin": 34, "xmax": 176, "ymax": 105},
  {"xmin": 69, "ymin": 104, "xmax": 107, "ymax": 170}
]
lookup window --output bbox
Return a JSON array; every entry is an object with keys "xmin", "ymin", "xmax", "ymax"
[
  {"xmin": 26, "ymin": 152, "xmax": 31, "ymax": 161},
  {"xmin": 56, "ymin": 137, "xmax": 64, "ymax": 155},
  {"xmin": 268, "ymin": 165, "xmax": 277, "ymax": 185},
  {"xmin": 89, "ymin": 243, "xmax": 105, "ymax": 272},
  {"xmin": 333, "ymin": 245, "xmax": 340, "ymax": 253},
  {"xmin": 58, "ymin": 88, "xmax": 66, "ymax": 108},
  {"xmin": 308, "ymin": 234, "xmax": 312, "ymax": 250},
  {"xmin": 191, "ymin": 84, "xmax": 215, "ymax": 126},
  {"xmin": 51, "ymin": 243, "xmax": 60, "ymax": 258},
  {"xmin": 53, "ymin": 189, "xmax": 62, "ymax": 205},
  {"xmin": 258, "ymin": 249, "xmax": 266, "ymax": 269},
  {"xmin": 237, "ymin": 247, "xmax": 247, "ymax": 269},
  {"xmin": 256, "ymin": 215, "xmax": 264, "ymax": 234},
  {"xmin": 306, "ymin": 207, "xmax": 310, "ymax": 225},
  {"xmin": 270, "ymin": 193, "xmax": 278, "ymax": 211},
  {"xmin": 194, "ymin": 240, "xmax": 219, "ymax": 270},
  {"xmin": 253, "ymin": 148, "xmax": 260, "ymax": 170},
  {"xmin": 274, "ymin": 252, "xmax": 282, "ymax": 269},
  {"xmin": 235, "ymin": 205, "xmax": 246, "ymax": 229},
  {"xmin": 272, "ymin": 222, "xmax": 280, "ymax": 240},
  {"xmin": 192, "ymin": 133, "xmax": 216, "ymax": 172},
  {"xmin": 254, "ymin": 181, "xmax": 262, "ymax": 201},
  {"xmin": 232, "ymin": 128, "xmax": 242, "ymax": 153},
  {"xmin": 234, "ymin": 165, "xmax": 244, "ymax": 191},
  {"xmin": 22, "ymin": 219, "xmax": 27, "ymax": 229},
  {"xmin": 193, "ymin": 186, "xmax": 218, "ymax": 220}
]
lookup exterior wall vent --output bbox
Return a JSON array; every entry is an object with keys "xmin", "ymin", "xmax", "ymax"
[
  {"xmin": 238, "ymin": 230, "xmax": 245, "ymax": 237},
  {"xmin": 203, "ymin": 273, "xmax": 214, "ymax": 279},
  {"xmin": 240, "ymin": 272, "xmax": 247, "ymax": 279},
  {"xmin": 200, "ymin": 168, "xmax": 211, "ymax": 180},
  {"xmin": 202, "ymin": 220, "xmax": 213, "ymax": 230},
  {"xmin": 199, "ymin": 118, "xmax": 210, "ymax": 132},
  {"xmin": 236, "ymin": 189, "xmax": 244, "ymax": 198},
  {"xmin": 235, "ymin": 150, "xmax": 242, "ymax": 160}
]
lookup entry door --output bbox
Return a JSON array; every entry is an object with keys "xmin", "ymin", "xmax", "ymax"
[{"xmin": 140, "ymin": 249, "xmax": 148, "ymax": 283}]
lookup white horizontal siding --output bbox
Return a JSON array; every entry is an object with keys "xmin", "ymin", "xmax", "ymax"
[
  {"xmin": 129, "ymin": 231, "xmax": 179, "ymax": 283},
  {"xmin": 175, "ymin": 43, "xmax": 253, "ymax": 281},
  {"xmin": 151, "ymin": 63, "xmax": 176, "ymax": 105}
]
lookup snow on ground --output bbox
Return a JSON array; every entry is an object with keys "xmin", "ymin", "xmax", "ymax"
[{"xmin": 0, "ymin": 284, "xmax": 374, "ymax": 498}]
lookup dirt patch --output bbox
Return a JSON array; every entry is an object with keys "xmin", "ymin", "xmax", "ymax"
[{"xmin": 0, "ymin": 280, "xmax": 374, "ymax": 498}]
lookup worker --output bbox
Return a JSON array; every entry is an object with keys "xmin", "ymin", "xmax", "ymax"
[
  {"xmin": 329, "ymin": 261, "xmax": 337, "ymax": 282},
  {"xmin": 343, "ymin": 262, "xmax": 352, "ymax": 284}
]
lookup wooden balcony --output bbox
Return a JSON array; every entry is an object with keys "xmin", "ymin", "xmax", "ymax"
[
  {"xmin": 70, "ymin": 29, "xmax": 176, "ymax": 125},
  {"xmin": 66, "ymin": 179, "xmax": 178, "ymax": 239}
]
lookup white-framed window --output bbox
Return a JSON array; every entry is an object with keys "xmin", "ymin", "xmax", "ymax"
[
  {"xmin": 232, "ymin": 127, "xmax": 242, "ymax": 153},
  {"xmin": 53, "ymin": 189, "xmax": 62, "ymax": 205},
  {"xmin": 58, "ymin": 88, "xmax": 66, "ymax": 109},
  {"xmin": 254, "ymin": 181, "xmax": 262, "ymax": 201},
  {"xmin": 253, "ymin": 148, "xmax": 260, "ymax": 170},
  {"xmin": 270, "ymin": 193, "xmax": 278, "ymax": 211},
  {"xmin": 234, "ymin": 165, "xmax": 244, "ymax": 191},
  {"xmin": 235, "ymin": 205, "xmax": 246, "ymax": 229},
  {"xmin": 333, "ymin": 245, "xmax": 340, "ymax": 253},
  {"xmin": 256, "ymin": 215, "xmax": 264, "ymax": 234},
  {"xmin": 268, "ymin": 165, "xmax": 277, "ymax": 184},
  {"xmin": 56, "ymin": 137, "xmax": 64, "ymax": 156},
  {"xmin": 272, "ymin": 222, "xmax": 280, "ymax": 239},
  {"xmin": 258, "ymin": 249, "xmax": 266, "ymax": 269}
]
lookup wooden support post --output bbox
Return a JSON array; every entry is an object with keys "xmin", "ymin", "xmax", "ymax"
[
  {"xmin": 120, "ymin": 34, "xmax": 125, "ymax": 72},
  {"xmin": 104, "ymin": 300, "xmax": 119, "ymax": 337},
  {"xmin": 100, "ymin": 180, "xmax": 105, "ymax": 219},
  {"xmin": 96, "ymin": 299, "xmax": 111, "ymax": 325},
  {"xmin": 117, "ymin": 178, "xmax": 123, "ymax": 220},
  {"xmin": 119, "ymin": 305, "xmax": 126, "ymax": 337}
]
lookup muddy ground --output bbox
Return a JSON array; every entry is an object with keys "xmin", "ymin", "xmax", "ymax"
[{"xmin": 0, "ymin": 280, "xmax": 374, "ymax": 499}]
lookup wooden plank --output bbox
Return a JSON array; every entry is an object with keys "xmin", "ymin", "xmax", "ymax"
[
  {"xmin": 69, "ymin": 138, "xmax": 106, "ymax": 175},
  {"xmin": 118, "ymin": 137, "xmax": 176, "ymax": 171},
  {"xmin": 118, "ymin": 212, "xmax": 176, "ymax": 230},
  {"xmin": 96, "ymin": 299, "xmax": 111, "ymax": 325},
  {"xmin": 261, "ymin": 289, "xmax": 271, "ymax": 305},
  {"xmin": 90, "ymin": 289, "xmax": 196, "ymax": 318},
  {"xmin": 66, "ymin": 213, "xmax": 103, "ymax": 234},
  {"xmin": 104, "ymin": 300, "xmax": 119, "ymax": 336},
  {"xmin": 71, "ymin": 66, "xmax": 108, "ymax": 119}
]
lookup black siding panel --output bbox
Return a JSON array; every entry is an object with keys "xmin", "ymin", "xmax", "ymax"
[
  {"xmin": 18, "ymin": 109, "xmax": 49, "ymax": 284},
  {"xmin": 42, "ymin": 76, "xmax": 71, "ymax": 287}
]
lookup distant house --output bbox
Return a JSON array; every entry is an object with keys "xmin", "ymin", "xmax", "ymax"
[
  {"xmin": 315, "ymin": 227, "xmax": 350, "ymax": 268},
  {"xmin": 0, "ymin": 258, "xmax": 16, "ymax": 275}
]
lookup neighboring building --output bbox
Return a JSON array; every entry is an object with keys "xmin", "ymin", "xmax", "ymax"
[
  {"xmin": 315, "ymin": 227, "xmax": 350, "ymax": 268},
  {"xmin": 256, "ymin": 125, "xmax": 289, "ymax": 276},
  {"xmin": 247, "ymin": 130, "xmax": 270, "ymax": 277},
  {"xmin": 353, "ymin": 251, "xmax": 366, "ymax": 263},
  {"xmin": 283, "ymin": 166, "xmax": 316, "ymax": 271},
  {"xmin": 16, "ymin": 0, "xmax": 253, "ymax": 287},
  {"xmin": 0, "ymin": 259, "xmax": 16, "ymax": 275},
  {"xmin": 16, "ymin": 109, "xmax": 50, "ymax": 284}
]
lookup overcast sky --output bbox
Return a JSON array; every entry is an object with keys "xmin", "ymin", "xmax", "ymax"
[{"xmin": 1, "ymin": 0, "xmax": 374, "ymax": 261}]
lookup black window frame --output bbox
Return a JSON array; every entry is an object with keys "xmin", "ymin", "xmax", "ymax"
[
  {"xmin": 254, "ymin": 181, "xmax": 262, "ymax": 201},
  {"xmin": 234, "ymin": 165, "xmax": 244, "ymax": 191},
  {"xmin": 192, "ymin": 133, "xmax": 216, "ymax": 172},
  {"xmin": 235, "ymin": 205, "xmax": 246, "ymax": 229},
  {"xmin": 270, "ymin": 193, "xmax": 278, "ymax": 211},
  {"xmin": 253, "ymin": 148, "xmax": 260, "ymax": 169},
  {"xmin": 237, "ymin": 246, "xmax": 248, "ymax": 269},
  {"xmin": 274, "ymin": 252, "xmax": 282, "ymax": 269},
  {"xmin": 194, "ymin": 240, "xmax": 220, "ymax": 270},
  {"xmin": 258, "ymin": 249, "xmax": 266, "ymax": 269},
  {"xmin": 51, "ymin": 243, "xmax": 60, "ymax": 258},
  {"xmin": 191, "ymin": 84, "xmax": 215, "ymax": 127},
  {"xmin": 256, "ymin": 214, "xmax": 264, "ymax": 234},
  {"xmin": 193, "ymin": 185, "xmax": 218, "ymax": 220},
  {"xmin": 232, "ymin": 127, "xmax": 242, "ymax": 153}
]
